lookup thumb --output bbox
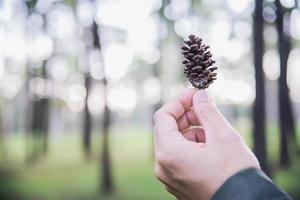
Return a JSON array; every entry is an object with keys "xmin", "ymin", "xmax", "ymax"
[{"xmin": 193, "ymin": 90, "xmax": 232, "ymax": 141}]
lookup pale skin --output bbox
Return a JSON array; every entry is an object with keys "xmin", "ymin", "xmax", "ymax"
[{"xmin": 153, "ymin": 89, "xmax": 260, "ymax": 200}]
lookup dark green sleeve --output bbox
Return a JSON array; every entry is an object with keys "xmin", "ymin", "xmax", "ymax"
[{"xmin": 211, "ymin": 168, "xmax": 292, "ymax": 200}]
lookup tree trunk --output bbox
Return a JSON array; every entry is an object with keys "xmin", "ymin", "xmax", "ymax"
[
  {"xmin": 25, "ymin": 67, "xmax": 33, "ymax": 163},
  {"xmin": 83, "ymin": 73, "xmax": 92, "ymax": 157},
  {"xmin": 24, "ymin": 4, "xmax": 50, "ymax": 161},
  {"xmin": 101, "ymin": 91, "xmax": 113, "ymax": 193},
  {"xmin": 41, "ymin": 63, "xmax": 49, "ymax": 155},
  {"xmin": 0, "ymin": 104, "xmax": 4, "ymax": 156},
  {"xmin": 91, "ymin": 20, "xmax": 114, "ymax": 194},
  {"xmin": 253, "ymin": 0, "xmax": 269, "ymax": 174},
  {"xmin": 30, "ymin": 61, "xmax": 49, "ymax": 159},
  {"xmin": 275, "ymin": 0, "xmax": 296, "ymax": 167}
]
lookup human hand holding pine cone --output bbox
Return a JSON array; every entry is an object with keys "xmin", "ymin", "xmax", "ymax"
[{"xmin": 153, "ymin": 89, "xmax": 259, "ymax": 200}]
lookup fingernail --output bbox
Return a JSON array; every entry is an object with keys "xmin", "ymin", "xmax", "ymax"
[{"xmin": 195, "ymin": 90, "xmax": 211, "ymax": 102}]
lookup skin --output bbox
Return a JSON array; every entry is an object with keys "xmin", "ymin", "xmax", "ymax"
[{"xmin": 153, "ymin": 89, "xmax": 260, "ymax": 200}]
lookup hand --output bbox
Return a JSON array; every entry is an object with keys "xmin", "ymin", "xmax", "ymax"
[{"xmin": 153, "ymin": 89, "xmax": 260, "ymax": 200}]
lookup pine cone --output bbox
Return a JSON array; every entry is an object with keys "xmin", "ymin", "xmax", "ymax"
[{"xmin": 181, "ymin": 35, "xmax": 217, "ymax": 89}]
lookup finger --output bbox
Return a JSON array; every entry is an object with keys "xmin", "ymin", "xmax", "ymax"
[
  {"xmin": 177, "ymin": 109, "xmax": 201, "ymax": 131},
  {"xmin": 158, "ymin": 88, "xmax": 196, "ymax": 121},
  {"xmin": 182, "ymin": 128, "xmax": 206, "ymax": 143},
  {"xmin": 193, "ymin": 90, "xmax": 234, "ymax": 142},
  {"xmin": 153, "ymin": 89, "xmax": 196, "ymax": 144},
  {"xmin": 186, "ymin": 108, "xmax": 200, "ymax": 125}
]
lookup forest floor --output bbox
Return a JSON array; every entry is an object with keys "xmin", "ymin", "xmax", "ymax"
[{"xmin": 0, "ymin": 125, "xmax": 300, "ymax": 200}]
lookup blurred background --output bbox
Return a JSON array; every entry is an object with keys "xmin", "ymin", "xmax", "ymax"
[{"xmin": 0, "ymin": 0, "xmax": 300, "ymax": 199}]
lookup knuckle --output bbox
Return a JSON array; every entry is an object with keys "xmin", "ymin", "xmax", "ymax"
[
  {"xmin": 157, "ymin": 153, "xmax": 176, "ymax": 167},
  {"xmin": 153, "ymin": 110, "xmax": 162, "ymax": 122},
  {"xmin": 155, "ymin": 153, "xmax": 165, "ymax": 165}
]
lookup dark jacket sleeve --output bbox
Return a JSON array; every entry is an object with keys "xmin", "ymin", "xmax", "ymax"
[{"xmin": 211, "ymin": 168, "xmax": 292, "ymax": 200}]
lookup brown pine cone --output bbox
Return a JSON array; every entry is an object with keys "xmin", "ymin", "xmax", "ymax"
[{"xmin": 182, "ymin": 35, "xmax": 217, "ymax": 89}]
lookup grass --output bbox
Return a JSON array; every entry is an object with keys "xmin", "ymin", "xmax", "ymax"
[
  {"xmin": 275, "ymin": 160, "xmax": 300, "ymax": 199},
  {"xmin": 0, "ymin": 126, "xmax": 172, "ymax": 200},
  {"xmin": 0, "ymin": 125, "xmax": 300, "ymax": 200}
]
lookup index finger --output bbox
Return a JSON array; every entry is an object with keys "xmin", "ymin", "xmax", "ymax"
[{"xmin": 153, "ymin": 88, "xmax": 196, "ymax": 142}]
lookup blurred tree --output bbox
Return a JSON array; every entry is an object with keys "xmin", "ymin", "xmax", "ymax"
[
  {"xmin": 148, "ymin": 0, "xmax": 167, "ymax": 159},
  {"xmin": 150, "ymin": 0, "xmax": 181, "ymax": 157},
  {"xmin": 92, "ymin": 20, "xmax": 114, "ymax": 194},
  {"xmin": 30, "ymin": 60, "xmax": 50, "ymax": 155},
  {"xmin": 150, "ymin": 0, "xmax": 168, "ymax": 128},
  {"xmin": 154, "ymin": 0, "xmax": 182, "ymax": 108},
  {"xmin": 82, "ymin": 72, "xmax": 92, "ymax": 158},
  {"xmin": 67, "ymin": 0, "xmax": 93, "ymax": 159},
  {"xmin": 73, "ymin": 0, "xmax": 93, "ymax": 159},
  {"xmin": 73, "ymin": 0, "xmax": 113, "ymax": 192},
  {"xmin": 275, "ymin": 0, "xmax": 297, "ymax": 167},
  {"xmin": 25, "ymin": 0, "xmax": 50, "ymax": 161},
  {"xmin": 0, "ymin": 103, "xmax": 4, "ymax": 156},
  {"xmin": 88, "ymin": 1, "xmax": 114, "ymax": 193},
  {"xmin": 25, "ymin": 0, "xmax": 36, "ymax": 163},
  {"xmin": 253, "ymin": 0, "xmax": 269, "ymax": 174}
]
